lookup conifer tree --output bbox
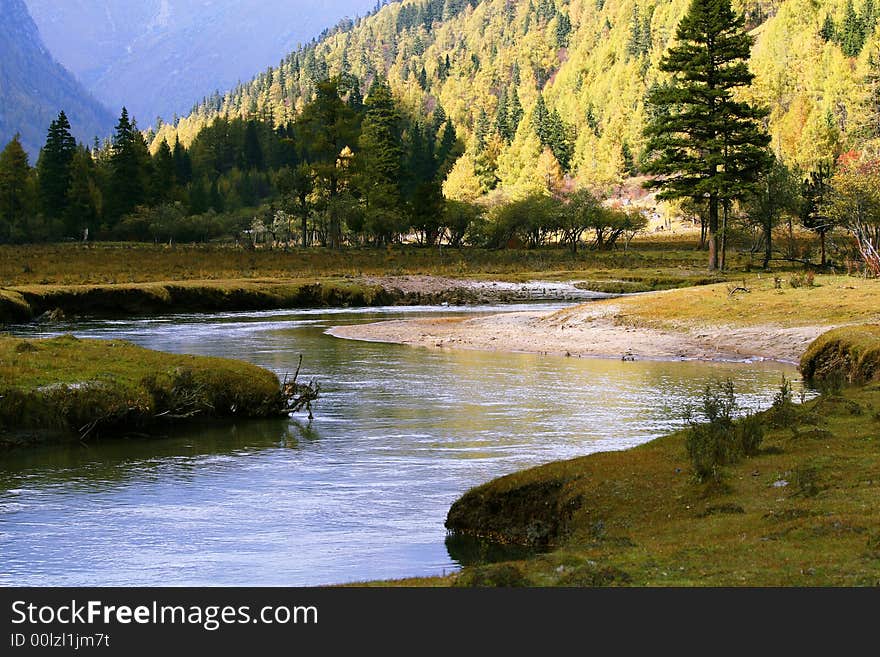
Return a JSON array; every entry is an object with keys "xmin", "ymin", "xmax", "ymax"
[
  {"xmin": 65, "ymin": 146, "xmax": 101, "ymax": 238},
  {"xmin": 172, "ymin": 139, "xmax": 193, "ymax": 185},
  {"xmin": 642, "ymin": 0, "xmax": 771, "ymax": 270},
  {"xmin": 152, "ymin": 139, "xmax": 176, "ymax": 202},
  {"xmin": 37, "ymin": 111, "xmax": 77, "ymax": 222},
  {"xmin": 358, "ymin": 79, "xmax": 405, "ymax": 243},
  {"xmin": 107, "ymin": 108, "xmax": 151, "ymax": 223},
  {"xmin": 0, "ymin": 136, "xmax": 33, "ymax": 241}
]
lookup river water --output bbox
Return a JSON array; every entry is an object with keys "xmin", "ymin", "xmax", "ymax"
[{"xmin": 0, "ymin": 304, "xmax": 800, "ymax": 586}]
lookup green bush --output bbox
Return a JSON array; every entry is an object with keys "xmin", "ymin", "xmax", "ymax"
[
  {"xmin": 685, "ymin": 379, "xmax": 764, "ymax": 481},
  {"xmin": 769, "ymin": 375, "xmax": 797, "ymax": 427}
]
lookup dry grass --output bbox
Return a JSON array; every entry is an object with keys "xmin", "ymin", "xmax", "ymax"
[
  {"xmin": 0, "ymin": 241, "xmax": 725, "ymax": 286},
  {"xmin": 607, "ymin": 275, "xmax": 880, "ymax": 329}
]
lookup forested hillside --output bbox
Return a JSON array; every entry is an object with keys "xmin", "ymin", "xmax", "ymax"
[{"xmin": 154, "ymin": 0, "xmax": 879, "ymax": 195}]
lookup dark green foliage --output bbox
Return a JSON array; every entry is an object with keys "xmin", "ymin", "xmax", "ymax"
[
  {"xmin": 769, "ymin": 375, "xmax": 798, "ymax": 428},
  {"xmin": 37, "ymin": 112, "xmax": 77, "ymax": 222},
  {"xmin": 1, "ymin": 65, "xmax": 466, "ymax": 247},
  {"xmin": 64, "ymin": 146, "xmax": 101, "ymax": 237},
  {"xmin": 685, "ymin": 379, "xmax": 764, "ymax": 480},
  {"xmin": 800, "ymin": 162, "xmax": 836, "ymax": 267},
  {"xmin": 742, "ymin": 155, "xmax": 801, "ymax": 269},
  {"xmin": 820, "ymin": 14, "xmax": 837, "ymax": 42},
  {"xmin": 555, "ymin": 11, "xmax": 572, "ymax": 47},
  {"xmin": 107, "ymin": 108, "xmax": 152, "ymax": 224},
  {"xmin": 533, "ymin": 96, "xmax": 575, "ymax": 170},
  {"xmin": 834, "ymin": 0, "xmax": 877, "ymax": 57},
  {"xmin": 642, "ymin": 0, "xmax": 771, "ymax": 270},
  {"xmin": 627, "ymin": 3, "xmax": 652, "ymax": 59}
]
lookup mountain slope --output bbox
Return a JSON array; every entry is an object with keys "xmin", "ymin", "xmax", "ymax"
[
  {"xmin": 159, "ymin": 0, "xmax": 880, "ymax": 193},
  {"xmin": 0, "ymin": 0, "xmax": 114, "ymax": 157},
  {"xmin": 26, "ymin": 0, "xmax": 379, "ymax": 123}
]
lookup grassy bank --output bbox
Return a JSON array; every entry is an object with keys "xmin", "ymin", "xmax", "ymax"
[
  {"xmin": 0, "ymin": 278, "xmax": 410, "ymax": 325},
  {"xmin": 0, "ymin": 335, "xmax": 290, "ymax": 448},
  {"xmin": 417, "ymin": 326, "xmax": 880, "ymax": 587},
  {"xmin": 594, "ymin": 274, "xmax": 880, "ymax": 329}
]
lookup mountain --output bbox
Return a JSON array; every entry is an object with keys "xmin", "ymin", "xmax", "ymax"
[
  {"xmin": 0, "ymin": 0, "xmax": 115, "ymax": 158},
  {"xmin": 26, "ymin": 0, "xmax": 380, "ymax": 124},
  {"xmin": 158, "ymin": 0, "xmax": 880, "ymax": 194}
]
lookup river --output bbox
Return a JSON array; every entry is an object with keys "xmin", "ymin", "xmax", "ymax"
[{"xmin": 0, "ymin": 303, "xmax": 801, "ymax": 586}]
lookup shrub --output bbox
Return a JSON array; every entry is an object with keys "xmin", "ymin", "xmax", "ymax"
[
  {"xmin": 684, "ymin": 379, "xmax": 764, "ymax": 480},
  {"xmin": 769, "ymin": 375, "xmax": 797, "ymax": 427}
]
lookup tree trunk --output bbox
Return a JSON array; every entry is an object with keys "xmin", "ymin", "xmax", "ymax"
[
  {"xmin": 762, "ymin": 213, "xmax": 772, "ymax": 270},
  {"xmin": 820, "ymin": 231, "xmax": 826, "ymax": 267},
  {"xmin": 708, "ymin": 194, "xmax": 719, "ymax": 270},
  {"xmin": 720, "ymin": 202, "xmax": 729, "ymax": 271}
]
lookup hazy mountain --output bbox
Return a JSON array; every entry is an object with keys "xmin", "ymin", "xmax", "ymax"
[
  {"xmin": 26, "ymin": 0, "xmax": 381, "ymax": 124},
  {"xmin": 0, "ymin": 0, "xmax": 115, "ymax": 158}
]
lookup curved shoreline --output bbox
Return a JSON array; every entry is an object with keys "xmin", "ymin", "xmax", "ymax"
[{"xmin": 327, "ymin": 302, "xmax": 830, "ymax": 365}]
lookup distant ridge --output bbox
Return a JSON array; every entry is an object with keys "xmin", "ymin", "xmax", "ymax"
[{"xmin": 0, "ymin": 0, "xmax": 115, "ymax": 157}]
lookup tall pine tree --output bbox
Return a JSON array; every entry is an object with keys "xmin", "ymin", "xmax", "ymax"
[
  {"xmin": 37, "ymin": 111, "xmax": 77, "ymax": 223},
  {"xmin": 107, "ymin": 108, "xmax": 151, "ymax": 224},
  {"xmin": 642, "ymin": 0, "xmax": 770, "ymax": 270}
]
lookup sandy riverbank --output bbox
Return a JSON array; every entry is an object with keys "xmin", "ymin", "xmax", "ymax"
[{"xmin": 328, "ymin": 299, "xmax": 830, "ymax": 364}]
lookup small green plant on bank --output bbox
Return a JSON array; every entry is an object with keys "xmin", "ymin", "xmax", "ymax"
[
  {"xmin": 770, "ymin": 375, "xmax": 798, "ymax": 427},
  {"xmin": 684, "ymin": 379, "xmax": 764, "ymax": 481}
]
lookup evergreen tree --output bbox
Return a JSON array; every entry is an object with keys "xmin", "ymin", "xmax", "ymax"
[
  {"xmin": 152, "ymin": 138, "xmax": 176, "ymax": 202},
  {"xmin": 37, "ymin": 111, "xmax": 77, "ymax": 222},
  {"xmin": 508, "ymin": 88, "xmax": 524, "ymax": 138},
  {"xmin": 436, "ymin": 119, "xmax": 463, "ymax": 178},
  {"xmin": 0, "ymin": 136, "xmax": 33, "ymax": 242},
  {"xmin": 642, "ymin": 0, "xmax": 771, "ymax": 270},
  {"xmin": 172, "ymin": 139, "xmax": 193, "ymax": 185},
  {"xmin": 840, "ymin": 0, "xmax": 864, "ymax": 57},
  {"xmin": 358, "ymin": 79, "xmax": 405, "ymax": 244},
  {"xmin": 627, "ymin": 4, "xmax": 643, "ymax": 58},
  {"xmin": 107, "ymin": 108, "xmax": 151, "ymax": 223},
  {"xmin": 65, "ymin": 146, "xmax": 101, "ymax": 238},
  {"xmin": 743, "ymin": 155, "xmax": 800, "ymax": 269},
  {"xmin": 243, "ymin": 120, "xmax": 264, "ymax": 170},
  {"xmin": 474, "ymin": 107, "xmax": 491, "ymax": 150},
  {"xmin": 297, "ymin": 78, "xmax": 360, "ymax": 201},
  {"xmin": 820, "ymin": 14, "xmax": 836, "ymax": 42},
  {"xmin": 555, "ymin": 12, "xmax": 572, "ymax": 47},
  {"xmin": 533, "ymin": 95, "xmax": 550, "ymax": 144},
  {"xmin": 495, "ymin": 89, "xmax": 510, "ymax": 140}
]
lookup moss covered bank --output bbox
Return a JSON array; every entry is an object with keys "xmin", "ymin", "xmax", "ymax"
[{"xmin": 0, "ymin": 335, "xmax": 290, "ymax": 448}]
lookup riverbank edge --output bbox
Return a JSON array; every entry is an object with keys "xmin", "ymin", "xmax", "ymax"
[
  {"xmin": 0, "ymin": 335, "xmax": 294, "ymax": 449},
  {"xmin": 0, "ymin": 276, "xmax": 615, "ymax": 326},
  {"xmin": 369, "ymin": 325, "xmax": 880, "ymax": 587}
]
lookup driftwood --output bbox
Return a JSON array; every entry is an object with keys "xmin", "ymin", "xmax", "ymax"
[{"xmin": 282, "ymin": 355, "xmax": 320, "ymax": 420}]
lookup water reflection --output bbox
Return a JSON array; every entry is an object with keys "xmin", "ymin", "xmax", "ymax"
[{"xmin": 1, "ymin": 305, "xmax": 803, "ymax": 586}]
